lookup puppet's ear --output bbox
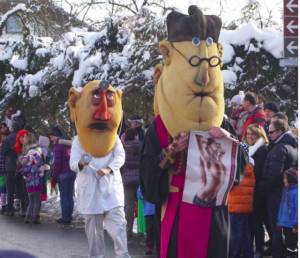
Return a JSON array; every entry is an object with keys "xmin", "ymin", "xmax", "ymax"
[
  {"xmin": 217, "ymin": 43, "xmax": 224, "ymax": 68},
  {"xmin": 153, "ymin": 64, "xmax": 163, "ymax": 116},
  {"xmin": 68, "ymin": 87, "xmax": 81, "ymax": 122},
  {"xmin": 153, "ymin": 63, "xmax": 163, "ymax": 84},
  {"xmin": 159, "ymin": 40, "xmax": 173, "ymax": 66},
  {"xmin": 116, "ymin": 89, "xmax": 123, "ymax": 99}
]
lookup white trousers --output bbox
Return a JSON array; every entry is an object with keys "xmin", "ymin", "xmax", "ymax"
[{"xmin": 85, "ymin": 207, "xmax": 131, "ymax": 258}]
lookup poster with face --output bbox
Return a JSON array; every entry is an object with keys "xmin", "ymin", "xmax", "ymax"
[{"xmin": 182, "ymin": 131, "xmax": 239, "ymax": 207}]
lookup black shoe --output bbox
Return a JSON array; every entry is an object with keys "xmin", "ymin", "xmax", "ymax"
[
  {"xmin": 24, "ymin": 220, "xmax": 29, "ymax": 224},
  {"xmin": 19, "ymin": 212, "xmax": 26, "ymax": 218},
  {"xmin": 5, "ymin": 210, "xmax": 14, "ymax": 216},
  {"xmin": 33, "ymin": 220, "xmax": 41, "ymax": 224},
  {"xmin": 145, "ymin": 249, "xmax": 153, "ymax": 255},
  {"xmin": 263, "ymin": 247, "xmax": 272, "ymax": 256},
  {"xmin": 56, "ymin": 218, "xmax": 71, "ymax": 225},
  {"xmin": 1, "ymin": 205, "xmax": 7, "ymax": 213}
]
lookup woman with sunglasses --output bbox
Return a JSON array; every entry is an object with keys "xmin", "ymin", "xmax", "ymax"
[{"xmin": 246, "ymin": 124, "xmax": 269, "ymax": 258}]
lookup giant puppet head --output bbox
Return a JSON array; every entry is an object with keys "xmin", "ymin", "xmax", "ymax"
[
  {"xmin": 154, "ymin": 6, "xmax": 225, "ymax": 137},
  {"xmin": 68, "ymin": 80, "xmax": 123, "ymax": 157}
]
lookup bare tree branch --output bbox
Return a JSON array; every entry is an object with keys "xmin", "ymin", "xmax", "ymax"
[
  {"xmin": 108, "ymin": 0, "xmax": 137, "ymax": 14},
  {"xmin": 131, "ymin": 0, "xmax": 140, "ymax": 12},
  {"xmin": 81, "ymin": 4, "xmax": 92, "ymax": 24}
]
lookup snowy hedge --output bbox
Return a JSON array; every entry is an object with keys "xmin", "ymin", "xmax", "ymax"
[{"xmin": 0, "ymin": 6, "xmax": 297, "ymax": 132}]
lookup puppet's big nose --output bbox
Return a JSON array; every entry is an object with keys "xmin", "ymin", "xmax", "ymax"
[
  {"xmin": 194, "ymin": 62, "xmax": 210, "ymax": 87},
  {"xmin": 93, "ymin": 92, "xmax": 111, "ymax": 121}
]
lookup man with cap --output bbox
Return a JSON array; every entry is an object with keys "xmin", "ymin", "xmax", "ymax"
[{"xmin": 264, "ymin": 102, "xmax": 279, "ymax": 134}]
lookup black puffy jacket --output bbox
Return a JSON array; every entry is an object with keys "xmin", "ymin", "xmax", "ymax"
[{"xmin": 262, "ymin": 132, "xmax": 298, "ymax": 191}]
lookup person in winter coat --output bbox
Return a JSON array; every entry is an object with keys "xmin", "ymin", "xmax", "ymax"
[
  {"xmin": 277, "ymin": 167, "xmax": 298, "ymax": 257},
  {"xmin": 245, "ymin": 124, "xmax": 270, "ymax": 258},
  {"xmin": 261, "ymin": 119, "xmax": 298, "ymax": 258},
  {"xmin": 228, "ymin": 146, "xmax": 255, "ymax": 258},
  {"xmin": 2, "ymin": 114, "xmax": 26, "ymax": 216},
  {"xmin": 240, "ymin": 92, "xmax": 266, "ymax": 141},
  {"xmin": 50, "ymin": 126, "xmax": 75, "ymax": 225},
  {"xmin": 38, "ymin": 136, "xmax": 52, "ymax": 202},
  {"xmin": 19, "ymin": 132, "xmax": 43, "ymax": 224},
  {"xmin": 263, "ymin": 102, "xmax": 279, "ymax": 135},
  {"xmin": 15, "ymin": 129, "xmax": 30, "ymax": 217},
  {"xmin": 122, "ymin": 128, "xmax": 142, "ymax": 237},
  {"xmin": 229, "ymin": 91, "xmax": 245, "ymax": 132},
  {"xmin": 0, "ymin": 123, "xmax": 9, "ymax": 213}
]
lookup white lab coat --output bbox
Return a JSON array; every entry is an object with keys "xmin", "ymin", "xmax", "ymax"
[{"xmin": 70, "ymin": 135, "xmax": 125, "ymax": 214}]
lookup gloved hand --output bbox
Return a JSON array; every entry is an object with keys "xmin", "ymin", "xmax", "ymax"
[{"xmin": 79, "ymin": 153, "xmax": 92, "ymax": 167}]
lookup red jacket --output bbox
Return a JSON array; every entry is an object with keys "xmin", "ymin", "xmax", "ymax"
[{"xmin": 241, "ymin": 106, "xmax": 266, "ymax": 140}]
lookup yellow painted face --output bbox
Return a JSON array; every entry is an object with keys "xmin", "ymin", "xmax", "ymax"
[
  {"xmin": 156, "ymin": 40, "xmax": 224, "ymax": 137},
  {"xmin": 68, "ymin": 80, "xmax": 123, "ymax": 157}
]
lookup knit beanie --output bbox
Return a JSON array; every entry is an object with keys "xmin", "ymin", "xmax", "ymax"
[
  {"xmin": 264, "ymin": 102, "xmax": 279, "ymax": 113},
  {"xmin": 50, "ymin": 126, "xmax": 63, "ymax": 137},
  {"xmin": 231, "ymin": 92, "xmax": 244, "ymax": 106},
  {"xmin": 39, "ymin": 135, "xmax": 50, "ymax": 148}
]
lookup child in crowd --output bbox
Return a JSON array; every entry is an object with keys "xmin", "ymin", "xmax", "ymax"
[
  {"xmin": 38, "ymin": 136, "xmax": 52, "ymax": 201},
  {"xmin": 19, "ymin": 132, "xmax": 44, "ymax": 224},
  {"xmin": 277, "ymin": 167, "xmax": 298, "ymax": 258},
  {"xmin": 137, "ymin": 187, "xmax": 158, "ymax": 256}
]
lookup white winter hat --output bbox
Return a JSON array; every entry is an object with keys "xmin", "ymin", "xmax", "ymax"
[
  {"xmin": 39, "ymin": 135, "xmax": 50, "ymax": 148},
  {"xmin": 231, "ymin": 91, "xmax": 245, "ymax": 105}
]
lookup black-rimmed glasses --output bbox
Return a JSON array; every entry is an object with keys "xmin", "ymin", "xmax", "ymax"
[{"xmin": 170, "ymin": 42, "xmax": 221, "ymax": 68}]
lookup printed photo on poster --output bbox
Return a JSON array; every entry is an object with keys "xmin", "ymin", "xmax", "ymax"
[{"xmin": 182, "ymin": 131, "xmax": 239, "ymax": 207}]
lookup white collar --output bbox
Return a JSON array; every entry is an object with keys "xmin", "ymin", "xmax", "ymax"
[{"xmin": 249, "ymin": 137, "xmax": 265, "ymax": 157}]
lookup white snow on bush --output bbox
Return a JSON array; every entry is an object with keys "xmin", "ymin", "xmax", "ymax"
[
  {"xmin": 10, "ymin": 56, "xmax": 28, "ymax": 70},
  {"xmin": 220, "ymin": 22, "xmax": 284, "ymax": 59},
  {"xmin": 222, "ymin": 70, "xmax": 237, "ymax": 84},
  {"xmin": 51, "ymin": 53, "xmax": 65, "ymax": 70},
  {"xmin": 36, "ymin": 48, "xmax": 50, "ymax": 57},
  {"xmin": 28, "ymin": 85, "xmax": 39, "ymax": 97},
  {"xmin": 222, "ymin": 44, "xmax": 235, "ymax": 64},
  {"xmin": 72, "ymin": 52, "xmax": 103, "ymax": 87},
  {"xmin": 142, "ymin": 51, "xmax": 150, "ymax": 61},
  {"xmin": 23, "ymin": 69, "xmax": 47, "ymax": 88}
]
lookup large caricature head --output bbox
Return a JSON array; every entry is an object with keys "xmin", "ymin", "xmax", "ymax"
[
  {"xmin": 68, "ymin": 80, "xmax": 123, "ymax": 157},
  {"xmin": 155, "ymin": 6, "xmax": 225, "ymax": 137}
]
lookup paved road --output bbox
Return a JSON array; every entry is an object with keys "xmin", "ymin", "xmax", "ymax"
[{"xmin": 0, "ymin": 213, "xmax": 155, "ymax": 258}]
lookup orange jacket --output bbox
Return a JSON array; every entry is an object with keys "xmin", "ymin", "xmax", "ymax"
[{"xmin": 228, "ymin": 163, "xmax": 255, "ymax": 214}]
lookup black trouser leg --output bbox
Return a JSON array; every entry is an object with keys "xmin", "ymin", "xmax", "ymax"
[{"xmin": 6, "ymin": 172, "xmax": 15, "ymax": 212}]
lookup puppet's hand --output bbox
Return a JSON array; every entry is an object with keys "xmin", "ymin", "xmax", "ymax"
[
  {"xmin": 79, "ymin": 153, "xmax": 92, "ymax": 167},
  {"xmin": 97, "ymin": 168, "xmax": 111, "ymax": 177},
  {"xmin": 170, "ymin": 132, "xmax": 189, "ymax": 153},
  {"xmin": 209, "ymin": 127, "xmax": 230, "ymax": 138}
]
